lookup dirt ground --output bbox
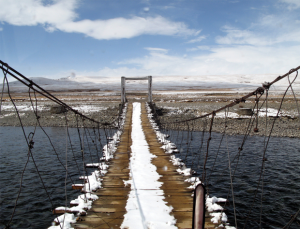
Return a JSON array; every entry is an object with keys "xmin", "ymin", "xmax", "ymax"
[{"xmin": 0, "ymin": 90, "xmax": 299, "ymax": 137}]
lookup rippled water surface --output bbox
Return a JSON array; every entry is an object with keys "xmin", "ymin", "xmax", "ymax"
[
  {"xmin": 1, "ymin": 126, "xmax": 300, "ymax": 228},
  {"xmin": 163, "ymin": 129, "xmax": 300, "ymax": 228},
  {"xmin": 0, "ymin": 126, "xmax": 114, "ymax": 229}
]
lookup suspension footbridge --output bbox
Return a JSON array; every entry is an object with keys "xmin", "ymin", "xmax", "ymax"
[
  {"xmin": 1, "ymin": 60, "xmax": 300, "ymax": 228},
  {"xmin": 72, "ymin": 102, "xmax": 219, "ymax": 229}
]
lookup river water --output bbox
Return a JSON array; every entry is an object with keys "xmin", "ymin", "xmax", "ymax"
[
  {"xmin": 0, "ymin": 126, "xmax": 300, "ymax": 228},
  {"xmin": 0, "ymin": 126, "xmax": 114, "ymax": 229},
  {"xmin": 163, "ymin": 129, "xmax": 300, "ymax": 228}
]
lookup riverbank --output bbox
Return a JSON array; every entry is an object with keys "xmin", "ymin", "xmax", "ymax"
[
  {"xmin": 154, "ymin": 97, "xmax": 300, "ymax": 138},
  {"xmin": 0, "ymin": 91, "xmax": 121, "ymax": 128},
  {"xmin": 0, "ymin": 91, "xmax": 299, "ymax": 137}
]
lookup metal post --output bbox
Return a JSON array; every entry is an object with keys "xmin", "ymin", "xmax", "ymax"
[
  {"xmin": 121, "ymin": 76, "xmax": 126, "ymax": 103},
  {"xmin": 148, "ymin": 75, "xmax": 152, "ymax": 103},
  {"xmin": 192, "ymin": 184, "xmax": 206, "ymax": 229}
]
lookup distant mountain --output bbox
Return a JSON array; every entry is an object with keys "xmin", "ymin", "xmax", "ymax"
[
  {"xmin": 7, "ymin": 77, "xmax": 77, "ymax": 86},
  {"xmin": 1, "ymin": 77, "xmax": 101, "ymax": 92},
  {"xmin": 1, "ymin": 74, "xmax": 293, "ymax": 93}
]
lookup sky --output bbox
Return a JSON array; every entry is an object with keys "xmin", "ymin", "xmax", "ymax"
[{"xmin": 0, "ymin": 0, "xmax": 300, "ymax": 80}]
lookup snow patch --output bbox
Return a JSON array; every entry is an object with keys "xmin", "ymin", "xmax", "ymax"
[
  {"xmin": 210, "ymin": 212, "xmax": 228, "ymax": 224},
  {"xmin": 145, "ymin": 102, "xmax": 233, "ymax": 228},
  {"xmin": 48, "ymin": 213, "xmax": 76, "ymax": 229},
  {"xmin": 49, "ymin": 104, "xmax": 128, "ymax": 228},
  {"xmin": 121, "ymin": 102, "xmax": 177, "ymax": 229}
]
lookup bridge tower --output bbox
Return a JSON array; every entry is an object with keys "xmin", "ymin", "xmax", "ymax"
[{"xmin": 121, "ymin": 76, "xmax": 152, "ymax": 103}]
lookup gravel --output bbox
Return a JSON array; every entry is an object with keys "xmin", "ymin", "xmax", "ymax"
[
  {"xmin": 1, "ymin": 92, "xmax": 299, "ymax": 138},
  {"xmin": 0, "ymin": 101, "xmax": 121, "ymax": 129},
  {"xmin": 154, "ymin": 101, "xmax": 300, "ymax": 138}
]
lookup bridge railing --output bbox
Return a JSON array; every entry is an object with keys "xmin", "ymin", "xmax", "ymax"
[
  {"xmin": 0, "ymin": 60, "xmax": 127, "ymax": 229},
  {"xmin": 147, "ymin": 65, "xmax": 300, "ymax": 228}
]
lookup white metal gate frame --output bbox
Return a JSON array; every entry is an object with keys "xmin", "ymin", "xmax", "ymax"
[{"xmin": 121, "ymin": 76, "xmax": 152, "ymax": 103}]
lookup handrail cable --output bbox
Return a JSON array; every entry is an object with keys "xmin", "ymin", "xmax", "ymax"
[
  {"xmin": 0, "ymin": 60, "xmax": 117, "ymax": 126},
  {"xmin": 163, "ymin": 65, "xmax": 300, "ymax": 124}
]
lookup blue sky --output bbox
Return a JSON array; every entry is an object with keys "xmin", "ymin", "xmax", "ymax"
[{"xmin": 0, "ymin": 0, "xmax": 299, "ymax": 79}]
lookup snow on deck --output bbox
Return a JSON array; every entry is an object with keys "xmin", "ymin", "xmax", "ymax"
[
  {"xmin": 50, "ymin": 102, "xmax": 232, "ymax": 229},
  {"xmin": 121, "ymin": 102, "xmax": 177, "ymax": 229}
]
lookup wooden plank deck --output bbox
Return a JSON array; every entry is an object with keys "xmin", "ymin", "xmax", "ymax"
[
  {"xmin": 73, "ymin": 103, "xmax": 133, "ymax": 229},
  {"xmin": 73, "ymin": 102, "xmax": 220, "ymax": 229}
]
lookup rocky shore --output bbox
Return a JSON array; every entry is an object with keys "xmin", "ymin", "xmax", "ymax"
[
  {"xmin": 1, "ymin": 91, "xmax": 299, "ymax": 138},
  {"xmin": 157, "ymin": 114, "xmax": 299, "ymax": 138},
  {"xmin": 153, "ymin": 100, "xmax": 300, "ymax": 138},
  {"xmin": 0, "ymin": 99, "xmax": 121, "ymax": 128}
]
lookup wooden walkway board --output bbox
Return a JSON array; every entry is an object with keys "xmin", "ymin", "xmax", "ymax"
[
  {"xmin": 140, "ymin": 103, "xmax": 194, "ymax": 229},
  {"xmin": 73, "ymin": 104, "xmax": 133, "ymax": 229},
  {"xmin": 73, "ymin": 102, "xmax": 221, "ymax": 229},
  {"xmin": 140, "ymin": 103, "xmax": 221, "ymax": 229}
]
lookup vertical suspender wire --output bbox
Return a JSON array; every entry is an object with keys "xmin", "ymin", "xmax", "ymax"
[
  {"xmin": 3, "ymin": 71, "xmax": 58, "ymax": 228},
  {"xmin": 202, "ymin": 112, "xmax": 215, "ymax": 184},
  {"xmin": 87, "ymin": 124, "xmax": 100, "ymax": 164},
  {"xmin": 186, "ymin": 122, "xmax": 194, "ymax": 169},
  {"xmin": 189, "ymin": 121, "xmax": 195, "ymax": 171},
  {"xmin": 64, "ymin": 112, "xmax": 82, "ymax": 176},
  {"xmin": 27, "ymin": 89, "xmax": 57, "ymax": 220},
  {"xmin": 230, "ymin": 95, "xmax": 263, "ymax": 178},
  {"xmin": 76, "ymin": 114, "xmax": 87, "ymax": 201},
  {"xmin": 243, "ymin": 72, "xmax": 299, "ymax": 229},
  {"xmin": 287, "ymin": 72, "xmax": 300, "ymax": 119},
  {"xmin": 255, "ymin": 93, "xmax": 259, "ymax": 131},
  {"xmin": 83, "ymin": 125, "xmax": 94, "ymax": 164},
  {"xmin": 63, "ymin": 120, "xmax": 69, "ymax": 228},
  {"xmin": 206, "ymin": 109, "xmax": 227, "ymax": 193},
  {"xmin": 175, "ymin": 122, "xmax": 181, "ymax": 146},
  {"xmin": 103, "ymin": 126, "xmax": 110, "ymax": 160},
  {"xmin": 28, "ymin": 88, "xmax": 74, "ymax": 184},
  {"xmin": 260, "ymin": 89, "xmax": 269, "ymax": 228},
  {"xmin": 179, "ymin": 123, "xmax": 185, "ymax": 156},
  {"xmin": 2, "ymin": 68, "xmax": 30, "ymax": 228},
  {"xmin": 27, "ymin": 88, "xmax": 55, "ymax": 208},
  {"xmin": 219, "ymin": 99, "xmax": 262, "ymax": 227},
  {"xmin": 282, "ymin": 208, "xmax": 300, "ymax": 229},
  {"xmin": 81, "ymin": 117, "xmax": 90, "ymax": 197},
  {"xmin": 91, "ymin": 127, "xmax": 100, "ymax": 163},
  {"xmin": 96, "ymin": 123, "xmax": 104, "ymax": 160},
  {"xmin": 0, "ymin": 74, "xmax": 5, "ymax": 114},
  {"xmin": 183, "ymin": 122, "xmax": 191, "ymax": 163},
  {"xmin": 82, "ymin": 118, "xmax": 92, "ymax": 193},
  {"xmin": 194, "ymin": 119, "xmax": 206, "ymax": 172},
  {"xmin": 225, "ymin": 107, "xmax": 238, "ymax": 229}
]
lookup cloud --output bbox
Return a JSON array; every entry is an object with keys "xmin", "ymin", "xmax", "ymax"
[
  {"xmin": 187, "ymin": 35, "xmax": 207, "ymax": 43},
  {"xmin": 216, "ymin": 13, "xmax": 300, "ymax": 46},
  {"xmin": 279, "ymin": 0, "xmax": 300, "ymax": 9},
  {"xmin": 0, "ymin": 27, "xmax": 3, "ymax": 31},
  {"xmin": 0, "ymin": 0, "xmax": 78, "ymax": 26},
  {"xmin": 144, "ymin": 47, "xmax": 168, "ymax": 53},
  {"xmin": 187, "ymin": 47, "xmax": 199, "ymax": 52},
  {"xmin": 0, "ymin": 0, "xmax": 198, "ymax": 39},
  {"xmin": 82, "ymin": 44, "xmax": 300, "ymax": 77},
  {"xmin": 57, "ymin": 16, "xmax": 197, "ymax": 39},
  {"xmin": 216, "ymin": 26, "xmax": 270, "ymax": 46},
  {"xmin": 187, "ymin": 46, "xmax": 210, "ymax": 52}
]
